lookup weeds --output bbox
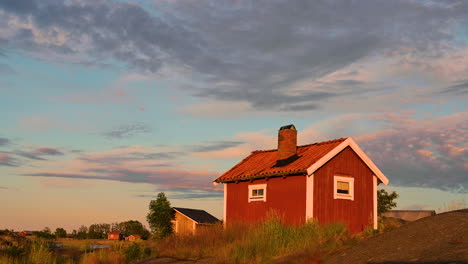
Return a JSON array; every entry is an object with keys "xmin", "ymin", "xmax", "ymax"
[{"xmin": 154, "ymin": 214, "xmax": 351, "ymax": 264}]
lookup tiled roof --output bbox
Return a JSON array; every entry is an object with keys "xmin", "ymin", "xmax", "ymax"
[
  {"xmin": 173, "ymin": 207, "xmax": 220, "ymax": 224},
  {"xmin": 214, "ymin": 138, "xmax": 347, "ymax": 183}
]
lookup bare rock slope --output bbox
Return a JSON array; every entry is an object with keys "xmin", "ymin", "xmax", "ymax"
[{"xmin": 323, "ymin": 209, "xmax": 468, "ymax": 264}]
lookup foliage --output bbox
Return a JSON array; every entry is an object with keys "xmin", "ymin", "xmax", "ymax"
[
  {"xmin": 155, "ymin": 213, "xmax": 351, "ymax": 263},
  {"xmin": 76, "ymin": 225, "xmax": 88, "ymax": 240},
  {"xmin": 32, "ymin": 227, "xmax": 54, "ymax": 239},
  {"xmin": 377, "ymin": 189, "xmax": 399, "ymax": 215},
  {"xmin": 54, "ymin": 228, "xmax": 67, "ymax": 238},
  {"xmin": 111, "ymin": 220, "xmax": 150, "ymax": 239},
  {"xmin": 147, "ymin": 192, "xmax": 174, "ymax": 238},
  {"xmin": 79, "ymin": 241, "xmax": 152, "ymax": 264},
  {"xmin": 88, "ymin": 223, "xmax": 110, "ymax": 239}
]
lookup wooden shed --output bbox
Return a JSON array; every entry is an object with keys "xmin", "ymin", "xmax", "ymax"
[
  {"xmin": 126, "ymin": 234, "xmax": 141, "ymax": 241},
  {"xmin": 214, "ymin": 124, "xmax": 390, "ymax": 233},
  {"xmin": 172, "ymin": 207, "xmax": 220, "ymax": 235},
  {"xmin": 107, "ymin": 232, "xmax": 120, "ymax": 240}
]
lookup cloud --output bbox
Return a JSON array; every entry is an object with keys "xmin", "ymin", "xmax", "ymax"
[
  {"xmin": 35, "ymin": 147, "xmax": 64, "ymax": 156},
  {"xmin": 1, "ymin": 0, "xmax": 467, "ymax": 111},
  {"xmin": 136, "ymin": 188, "xmax": 222, "ymax": 200},
  {"xmin": 441, "ymin": 80, "xmax": 468, "ymax": 95},
  {"xmin": 12, "ymin": 147, "xmax": 64, "ymax": 161},
  {"xmin": 102, "ymin": 122, "xmax": 152, "ymax": 139},
  {"xmin": 0, "ymin": 153, "xmax": 19, "ymax": 167},
  {"xmin": 355, "ymin": 112, "xmax": 468, "ymax": 192},
  {"xmin": 18, "ymin": 144, "xmax": 222, "ymax": 195},
  {"xmin": 14, "ymin": 150, "xmax": 46, "ymax": 160},
  {"xmin": 190, "ymin": 141, "xmax": 244, "ymax": 152},
  {"xmin": 23, "ymin": 167, "xmax": 220, "ymax": 193},
  {"xmin": 0, "ymin": 0, "xmax": 37, "ymax": 14},
  {"xmin": 0, "ymin": 138, "xmax": 10, "ymax": 146}
]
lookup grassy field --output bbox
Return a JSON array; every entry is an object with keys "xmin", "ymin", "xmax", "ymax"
[
  {"xmin": 0, "ymin": 233, "xmax": 152, "ymax": 264},
  {"xmin": 0, "ymin": 214, "xmax": 406, "ymax": 264}
]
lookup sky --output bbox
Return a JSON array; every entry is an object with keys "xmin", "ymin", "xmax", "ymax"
[{"xmin": 0, "ymin": 0, "xmax": 467, "ymax": 232}]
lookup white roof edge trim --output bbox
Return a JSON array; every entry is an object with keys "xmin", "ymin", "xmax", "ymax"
[
  {"xmin": 306, "ymin": 137, "xmax": 389, "ymax": 185},
  {"xmin": 173, "ymin": 208, "xmax": 199, "ymax": 224}
]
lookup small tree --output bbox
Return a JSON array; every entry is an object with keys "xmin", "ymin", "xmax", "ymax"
[
  {"xmin": 146, "ymin": 192, "xmax": 174, "ymax": 238},
  {"xmin": 55, "ymin": 227, "xmax": 67, "ymax": 238},
  {"xmin": 76, "ymin": 225, "xmax": 88, "ymax": 239},
  {"xmin": 378, "ymin": 189, "xmax": 399, "ymax": 215}
]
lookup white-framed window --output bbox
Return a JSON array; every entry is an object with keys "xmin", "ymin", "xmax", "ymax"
[
  {"xmin": 333, "ymin": 176, "xmax": 354, "ymax": 200},
  {"xmin": 248, "ymin": 184, "xmax": 267, "ymax": 202}
]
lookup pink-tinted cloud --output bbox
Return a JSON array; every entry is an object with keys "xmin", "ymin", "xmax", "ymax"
[
  {"xmin": 18, "ymin": 145, "xmax": 222, "ymax": 197},
  {"xmin": 0, "ymin": 153, "xmax": 18, "ymax": 167},
  {"xmin": 355, "ymin": 112, "xmax": 467, "ymax": 192}
]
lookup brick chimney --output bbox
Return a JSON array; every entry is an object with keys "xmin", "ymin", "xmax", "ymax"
[{"xmin": 278, "ymin": 124, "xmax": 297, "ymax": 161}]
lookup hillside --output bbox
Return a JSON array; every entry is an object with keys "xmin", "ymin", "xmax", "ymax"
[{"xmin": 323, "ymin": 209, "xmax": 468, "ymax": 263}]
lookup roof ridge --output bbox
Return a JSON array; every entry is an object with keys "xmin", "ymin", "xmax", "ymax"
[
  {"xmin": 173, "ymin": 207, "xmax": 205, "ymax": 212},
  {"xmin": 251, "ymin": 137, "xmax": 348, "ymax": 153}
]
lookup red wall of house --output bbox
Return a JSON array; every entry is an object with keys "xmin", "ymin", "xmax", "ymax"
[
  {"xmin": 313, "ymin": 147, "xmax": 374, "ymax": 233},
  {"xmin": 226, "ymin": 175, "xmax": 307, "ymax": 225}
]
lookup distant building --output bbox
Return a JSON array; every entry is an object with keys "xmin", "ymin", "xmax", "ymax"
[
  {"xmin": 383, "ymin": 210, "xmax": 436, "ymax": 222},
  {"xmin": 108, "ymin": 232, "xmax": 121, "ymax": 240},
  {"xmin": 172, "ymin": 207, "xmax": 220, "ymax": 235},
  {"xmin": 126, "ymin": 235, "xmax": 141, "ymax": 241},
  {"xmin": 20, "ymin": 231, "xmax": 33, "ymax": 236}
]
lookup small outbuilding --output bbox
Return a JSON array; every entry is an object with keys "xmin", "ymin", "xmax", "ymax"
[
  {"xmin": 108, "ymin": 232, "xmax": 121, "ymax": 240},
  {"xmin": 20, "ymin": 231, "xmax": 33, "ymax": 236},
  {"xmin": 172, "ymin": 207, "xmax": 220, "ymax": 235},
  {"xmin": 126, "ymin": 234, "xmax": 141, "ymax": 241}
]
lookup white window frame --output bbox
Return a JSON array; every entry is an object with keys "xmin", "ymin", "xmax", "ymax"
[
  {"xmin": 333, "ymin": 176, "xmax": 354, "ymax": 200},
  {"xmin": 248, "ymin": 184, "xmax": 267, "ymax": 202}
]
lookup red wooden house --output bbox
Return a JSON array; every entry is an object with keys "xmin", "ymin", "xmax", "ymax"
[{"xmin": 214, "ymin": 125, "xmax": 389, "ymax": 233}]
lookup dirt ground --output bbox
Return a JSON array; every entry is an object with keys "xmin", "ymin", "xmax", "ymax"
[{"xmin": 136, "ymin": 257, "xmax": 213, "ymax": 264}]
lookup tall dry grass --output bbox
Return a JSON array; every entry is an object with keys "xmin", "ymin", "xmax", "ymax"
[{"xmin": 154, "ymin": 213, "xmax": 351, "ymax": 264}]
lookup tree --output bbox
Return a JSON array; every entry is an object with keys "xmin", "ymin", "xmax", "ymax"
[
  {"xmin": 114, "ymin": 220, "xmax": 150, "ymax": 240},
  {"xmin": 33, "ymin": 227, "xmax": 54, "ymax": 239},
  {"xmin": 378, "ymin": 189, "xmax": 399, "ymax": 215},
  {"xmin": 55, "ymin": 227, "xmax": 67, "ymax": 238},
  {"xmin": 147, "ymin": 192, "xmax": 174, "ymax": 238},
  {"xmin": 88, "ymin": 223, "xmax": 110, "ymax": 239},
  {"xmin": 76, "ymin": 225, "xmax": 88, "ymax": 239}
]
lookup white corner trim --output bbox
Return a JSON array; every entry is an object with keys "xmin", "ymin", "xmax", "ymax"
[
  {"xmin": 333, "ymin": 175, "xmax": 354, "ymax": 200},
  {"xmin": 248, "ymin": 183, "xmax": 267, "ymax": 202},
  {"xmin": 306, "ymin": 174, "xmax": 314, "ymax": 221},
  {"xmin": 223, "ymin": 184, "xmax": 227, "ymax": 226},
  {"xmin": 373, "ymin": 175, "xmax": 378, "ymax": 230},
  {"xmin": 306, "ymin": 138, "xmax": 389, "ymax": 185}
]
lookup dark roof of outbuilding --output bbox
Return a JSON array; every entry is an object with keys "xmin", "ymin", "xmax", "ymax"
[{"xmin": 173, "ymin": 207, "xmax": 220, "ymax": 224}]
